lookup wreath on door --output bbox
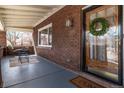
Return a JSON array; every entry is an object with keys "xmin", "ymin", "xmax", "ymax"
[{"xmin": 89, "ymin": 18, "xmax": 109, "ymax": 36}]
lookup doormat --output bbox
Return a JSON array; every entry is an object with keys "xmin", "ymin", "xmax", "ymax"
[{"xmin": 70, "ymin": 76, "xmax": 105, "ymax": 88}]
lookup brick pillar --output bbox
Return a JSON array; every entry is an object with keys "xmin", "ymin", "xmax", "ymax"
[{"xmin": 0, "ymin": 31, "xmax": 6, "ymax": 47}]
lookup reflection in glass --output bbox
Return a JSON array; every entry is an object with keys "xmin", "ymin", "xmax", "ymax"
[
  {"xmin": 106, "ymin": 16, "xmax": 115, "ymax": 27},
  {"xmin": 106, "ymin": 7, "xmax": 115, "ymax": 16},
  {"xmin": 97, "ymin": 10, "xmax": 105, "ymax": 17},
  {"xmin": 40, "ymin": 29, "xmax": 49, "ymax": 45},
  {"xmin": 48, "ymin": 27, "xmax": 52, "ymax": 45},
  {"xmin": 86, "ymin": 6, "xmax": 119, "ymax": 82},
  {"xmin": 90, "ymin": 13, "xmax": 96, "ymax": 21},
  {"xmin": 87, "ymin": 25, "xmax": 119, "ymax": 81}
]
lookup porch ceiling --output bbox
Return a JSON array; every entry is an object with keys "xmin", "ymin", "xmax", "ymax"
[{"xmin": 0, "ymin": 5, "xmax": 63, "ymax": 31}]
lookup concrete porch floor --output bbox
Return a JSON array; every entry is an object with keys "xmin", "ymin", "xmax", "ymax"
[{"xmin": 1, "ymin": 56, "xmax": 77, "ymax": 88}]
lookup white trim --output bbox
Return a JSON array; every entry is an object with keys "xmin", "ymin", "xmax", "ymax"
[
  {"xmin": 38, "ymin": 23, "xmax": 52, "ymax": 47},
  {"xmin": 0, "ymin": 21, "xmax": 4, "ymax": 31},
  {"xmin": 33, "ymin": 5, "xmax": 65, "ymax": 27},
  {"xmin": 38, "ymin": 23, "xmax": 52, "ymax": 32},
  {"xmin": 37, "ymin": 45, "xmax": 52, "ymax": 48},
  {"xmin": 7, "ymin": 27, "xmax": 33, "ymax": 32},
  {"xmin": 82, "ymin": 5, "xmax": 93, "ymax": 10},
  {"xmin": 0, "ymin": 14, "xmax": 5, "ymax": 31}
]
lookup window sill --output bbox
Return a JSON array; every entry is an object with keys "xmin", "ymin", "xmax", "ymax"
[{"xmin": 36, "ymin": 45, "xmax": 52, "ymax": 49}]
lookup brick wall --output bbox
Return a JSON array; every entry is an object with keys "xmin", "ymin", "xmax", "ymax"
[
  {"xmin": 0, "ymin": 31, "xmax": 6, "ymax": 47},
  {"xmin": 33, "ymin": 5, "xmax": 84, "ymax": 71}
]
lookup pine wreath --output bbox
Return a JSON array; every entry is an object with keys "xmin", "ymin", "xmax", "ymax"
[{"xmin": 89, "ymin": 18, "xmax": 109, "ymax": 36}]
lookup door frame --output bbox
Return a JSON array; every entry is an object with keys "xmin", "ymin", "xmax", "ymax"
[{"xmin": 81, "ymin": 5, "xmax": 123, "ymax": 85}]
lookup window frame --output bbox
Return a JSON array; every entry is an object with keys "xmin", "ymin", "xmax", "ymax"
[{"xmin": 38, "ymin": 23, "xmax": 52, "ymax": 48}]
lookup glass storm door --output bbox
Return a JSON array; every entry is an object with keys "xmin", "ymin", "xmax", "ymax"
[{"xmin": 83, "ymin": 5, "xmax": 123, "ymax": 84}]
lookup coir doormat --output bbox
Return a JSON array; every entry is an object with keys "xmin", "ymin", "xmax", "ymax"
[{"xmin": 70, "ymin": 76, "xmax": 105, "ymax": 88}]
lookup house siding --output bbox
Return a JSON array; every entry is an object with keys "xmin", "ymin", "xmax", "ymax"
[{"xmin": 33, "ymin": 5, "xmax": 84, "ymax": 71}]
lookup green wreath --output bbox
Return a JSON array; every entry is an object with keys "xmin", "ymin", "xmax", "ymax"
[{"xmin": 89, "ymin": 18, "xmax": 109, "ymax": 36}]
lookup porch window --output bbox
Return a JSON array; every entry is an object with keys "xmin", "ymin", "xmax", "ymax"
[{"xmin": 38, "ymin": 23, "xmax": 52, "ymax": 47}]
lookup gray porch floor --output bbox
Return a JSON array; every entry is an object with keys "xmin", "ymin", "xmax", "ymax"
[{"xmin": 1, "ymin": 56, "xmax": 77, "ymax": 88}]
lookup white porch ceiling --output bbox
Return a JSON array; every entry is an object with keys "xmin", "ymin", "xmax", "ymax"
[{"xmin": 0, "ymin": 5, "xmax": 63, "ymax": 31}]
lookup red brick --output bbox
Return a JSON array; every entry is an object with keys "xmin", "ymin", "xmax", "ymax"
[
  {"xmin": 33, "ymin": 5, "xmax": 84, "ymax": 71},
  {"xmin": 0, "ymin": 31, "xmax": 6, "ymax": 47}
]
